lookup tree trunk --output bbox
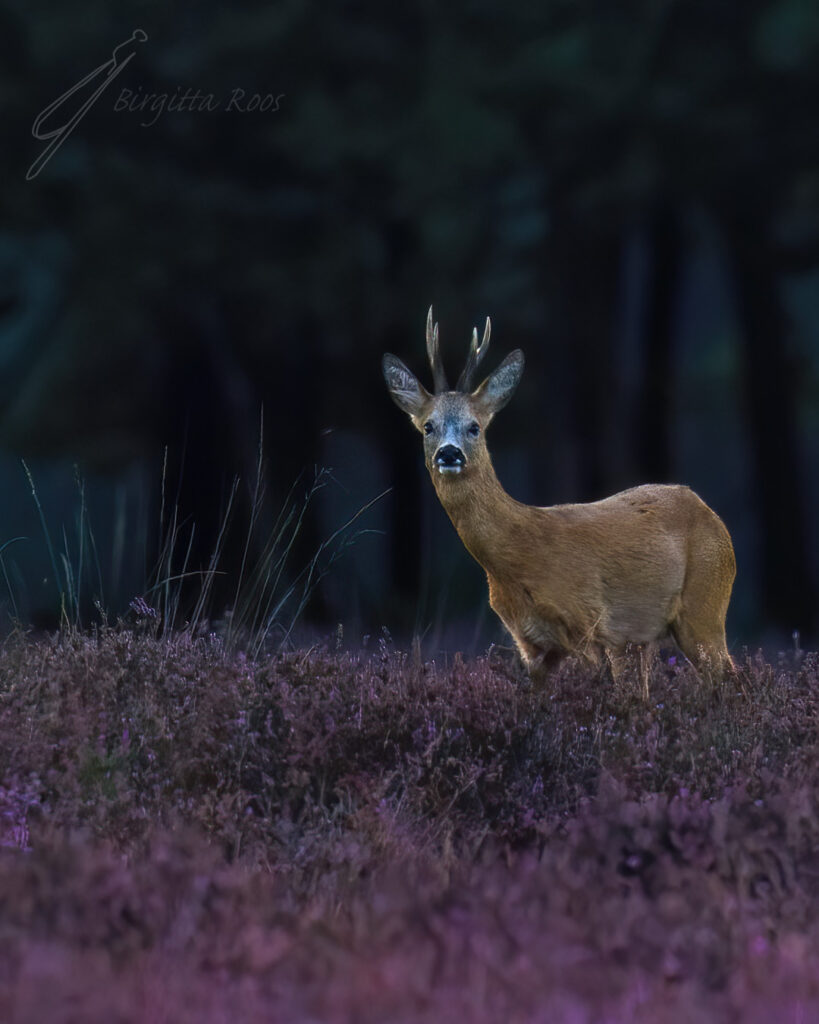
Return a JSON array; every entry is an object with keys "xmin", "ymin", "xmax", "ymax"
[
  {"xmin": 548, "ymin": 209, "xmax": 623, "ymax": 501},
  {"xmin": 636, "ymin": 203, "xmax": 682, "ymax": 483},
  {"xmin": 720, "ymin": 209, "xmax": 814, "ymax": 635}
]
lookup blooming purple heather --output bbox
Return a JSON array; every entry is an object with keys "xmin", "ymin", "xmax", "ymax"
[
  {"xmin": 129, "ymin": 595, "xmax": 158, "ymax": 619},
  {"xmin": 0, "ymin": 630, "xmax": 815, "ymax": 1020}
]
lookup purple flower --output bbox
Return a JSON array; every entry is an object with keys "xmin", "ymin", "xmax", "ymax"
[{"xmin": 129, "ymin": 596, "xmax": 158, "ymax": 620}]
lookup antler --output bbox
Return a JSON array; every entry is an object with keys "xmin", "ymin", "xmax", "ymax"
[
  {"xmin": 426, "ymin": 306, "xmax": 449, "ymax": 393},
  {"xmin": 456, "ymin": 316, "xmax": 491, "ymax": 392}
]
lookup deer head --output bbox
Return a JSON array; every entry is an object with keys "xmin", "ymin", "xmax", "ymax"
[{"xmin": 382, "ymin": 307, "xmax": 525, "ymax": 479}]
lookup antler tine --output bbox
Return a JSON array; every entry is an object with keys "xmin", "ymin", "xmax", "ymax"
[
  {"xmin": 457, "ymin": 316, "xmax": 491, "ymax": 392},
  {"xmin": 426, "ymin": 305, "xmax": 449, "ymax": 393}
]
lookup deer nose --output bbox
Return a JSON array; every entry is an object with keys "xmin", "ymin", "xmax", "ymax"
[{"xmin": 435, "ymin": 444, "xmax": 465, "ymax": 474}]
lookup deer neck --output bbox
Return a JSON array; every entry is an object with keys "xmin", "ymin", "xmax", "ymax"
[{"xmin": 430, "ymin": 455, "xmax": 535, "ymax": 579}]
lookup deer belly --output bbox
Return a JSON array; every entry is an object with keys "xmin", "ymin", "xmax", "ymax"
[
  {"xmin": 592, "ymin": 539, "xmax": 684, "ymax": 645},
  {"xmin": 601, "ymin": 588, "xmax": 682, "ymax": 646}
]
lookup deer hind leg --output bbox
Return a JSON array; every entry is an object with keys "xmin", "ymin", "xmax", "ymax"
[
  {"xmin": 670, "ymin": 590, "xmax": 734, "ymax": 683},
  {"xmin": 670, "ymin": 521, "xmax": 736, "ymax": 683},
  {"xmin": 670, "ymin": 618, "xmax": 733, "ymax": 682}
]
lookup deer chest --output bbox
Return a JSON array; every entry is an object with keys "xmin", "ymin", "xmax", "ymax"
[{"xmin": 486, "ymin": 576, "xmax": 571, "ymax": 651}]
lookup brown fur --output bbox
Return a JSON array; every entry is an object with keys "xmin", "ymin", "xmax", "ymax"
[{"xmin": 383, "ymin": 313, "xmax": 736, "ymax": 686}]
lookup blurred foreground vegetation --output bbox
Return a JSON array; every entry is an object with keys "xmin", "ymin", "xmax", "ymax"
[{"xmin": 1, "ymin": 629, "xmax": 818, "ymax": 1020}]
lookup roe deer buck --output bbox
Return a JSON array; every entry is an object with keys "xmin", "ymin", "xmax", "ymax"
[{"xmin": 382, "ymin": 308, "xmax": 736, "ymax": 686}]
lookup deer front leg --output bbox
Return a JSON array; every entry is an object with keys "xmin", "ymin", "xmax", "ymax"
[{"xmin": 515, "ymin": 635, "xmax": 565, "ymax": 691}]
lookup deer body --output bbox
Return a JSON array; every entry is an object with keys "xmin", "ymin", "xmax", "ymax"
[{"xmin": 383, "ymin": 309, "xmax": 735, "ymax": 683}]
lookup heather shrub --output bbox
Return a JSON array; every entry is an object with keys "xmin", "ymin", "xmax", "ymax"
[{"xmin": 0, "ymin": 629, "xmax": 818, "ymax": 1021}]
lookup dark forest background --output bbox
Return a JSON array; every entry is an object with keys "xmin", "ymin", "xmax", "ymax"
[{"xmin": 1, "ymin": 0, "xmax": 818, "ymax": 652}]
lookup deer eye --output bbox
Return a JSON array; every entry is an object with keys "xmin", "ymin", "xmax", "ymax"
[
  {"xmin": 467, "ymin": 422, "xmax": 480, "ymax": 438},
  {"xmin": 424, "ymin": 421, "xmax": 435, "ymax": 435}
]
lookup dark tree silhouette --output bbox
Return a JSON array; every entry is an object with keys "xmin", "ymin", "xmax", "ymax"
[
  {"xmin": 721, "ymin": 203, "xmax": 815, "ymax": 634},
  {"xmin": 637, "ymin": 203, "xmax": 683, "ymax": 484},
  {"xmin": 1, "ymin": 0, "xmax": 818, "ymax": 641}
]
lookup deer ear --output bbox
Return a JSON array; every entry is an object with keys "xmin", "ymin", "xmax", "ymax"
[
  {"xmin": 382, "ymin": 354, "xmax": 432, "ymax": 419},
  {"xmin": 472, "ymin": 350, "xmax": 524, "ymax": 421}
]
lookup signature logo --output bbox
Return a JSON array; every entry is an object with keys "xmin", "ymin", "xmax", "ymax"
[{"xmin": 27, "ymin": 29, "xmax": 147, "ymax": 181}]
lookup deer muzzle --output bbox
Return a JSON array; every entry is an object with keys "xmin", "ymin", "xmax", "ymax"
[{"xmin": 435, "ymin": 444, "xmax": 465, "ymax": 474}]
